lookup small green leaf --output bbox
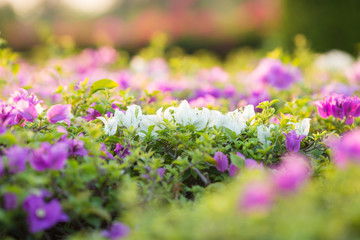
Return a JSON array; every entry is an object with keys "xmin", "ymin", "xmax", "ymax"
[{"xmin": 89, "ymin": 79, "xmax": 118, "ymax": 95}]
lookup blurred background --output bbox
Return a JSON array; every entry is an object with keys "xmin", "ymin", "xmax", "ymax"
[{"xmin": 0, "ymin": 0, "xmax": 359, "ymax": 55}]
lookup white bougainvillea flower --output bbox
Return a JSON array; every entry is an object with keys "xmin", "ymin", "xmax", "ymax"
[
  {"xmin": 115, "ymin": 105, "xmax": 142, "ymax": 129},
  {"xmin": 97, "ymin": 117, "xmax": 117, "ymax": 136},
  {"xmin": 241, "ymin": 105, "xmax": 256, "ymax": 123},
  {"xmin": 289, "ymin": 118, "xmax": 311, "ymax": 136},
  {"xmin": 208, "ymin": 110, "xmax": 226, "ymax": 128},
  {"xmin": 138, "ymin": 108, "xmax": 164, "ymax": 137},
  {"xmin": 223, "ymin": 117, "xmax": 246, "ymax": 135},
  {"xmin": 257, "ymin": 124, "xmax": 275, "ymax": 145}
]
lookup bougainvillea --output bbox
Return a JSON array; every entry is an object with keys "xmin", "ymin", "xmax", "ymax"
[{"xmin": 0, "ymin": 37, "xmax": 359, "ymax": 240}]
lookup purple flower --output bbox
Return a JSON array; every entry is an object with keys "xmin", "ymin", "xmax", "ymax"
[
  {"xmin": 83, "ymin": 108, "xmax": 102, "ymax": 122},
  {"xmin": 157, "ymin": 167, "xmax": 165, "ymax": 179},
  {"xmin": 29, "ymin": 143, "xmax": 69, "ymax": 171},
  {"xmin": 100, "ymin": 143, "xmax": 114, "ymax": 160},
  {"xmin": 283, "ymin": 130, "xmax": 306, "ymax": 153},
  {"xmin": 101, "ymin": 222, "xmax": 130, "ymax": 240},
  {"xmin": 240, "ymin": 181, "xmax": 273, "ymax": 212},
  {"xmin": 4, "ymin": 193, "xmax": 18, "ymax": 210},
  {"xmin": 0, "ymin": 156, "xmax": 4, "ymax": 176},
  {"xmin": 244, "ymin": 90, "xmax": 271, "ymax": 111},
  {"xmin": 331, "ymin": 129, "xmax": 360, "ymax": 168},
  {"xmin": 15, "ymin": 99, "xmax": 38, "ymax": 122},
  {"xmin": 10, "ymin": 89, "xmax": 42, "ymax": 122},
  {"xmin": 214, "ymin": 152, "xmax": 229, "ymax": 173},
  {"xmin": 314, "ymin": 94, "xmax": 360, "ymax": 124},
  {"xmin": 23, "ymin": 193, "xmax": 68, "ymax": 233},
  {"xmin": 114, "ymin": 143, "xmax": 130, "ymax": 159},
  {"xmin": 5, "ymin": 146, "xmax": 29, "ymax": 173},
  {"xmin": 0, "ymin": 101, "xmax": 19, "ymax": 129},
  {"xmin": 273, "ymin": 154, "xmax": 310, "ymax": 192},
  {"xmin": 47, "ymin": 104, "xmax": 71, "ymax": 125},
  {"xmin": 250, "ymin": 58, "xmax": 301, "ymax": 90},
  {"xmin": 62, "ymin": 139, "xmax": 88, "ymax": 157},
  {"xmin": 228, "ymin": 163, "xmax": 239, "ymax": 177}
]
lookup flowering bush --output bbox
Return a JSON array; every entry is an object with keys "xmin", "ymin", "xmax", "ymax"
[{"xmin": 0, "ymin": 37, "xmax": 360, "ymax": 239}]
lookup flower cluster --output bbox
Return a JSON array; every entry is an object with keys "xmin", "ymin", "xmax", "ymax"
[
  {"xmin": 314, "ymin": 94, "xmax": 360, "ymax": 124},
  {"xmin": 98, "ymin": 100, "xmax": 256, "ymax": 136}
]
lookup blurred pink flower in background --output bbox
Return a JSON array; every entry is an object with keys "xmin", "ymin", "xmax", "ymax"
[{"xmin": 273, "ymin": 153, "xmax": 310, "ymax": 192}]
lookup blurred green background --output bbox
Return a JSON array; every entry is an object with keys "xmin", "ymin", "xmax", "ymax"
[{"xmin": 0, "ymin": 0, "xmax": 359, "ymax": 55}]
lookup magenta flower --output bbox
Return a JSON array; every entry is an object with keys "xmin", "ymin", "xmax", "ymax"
[
  {"xmin": 62, "ymin": 139, "xmax": 88, "ymax": 157},
  {"xmin": 214, "ymin": 152, "xmax": 229, "ymax": 172},
  {"xmin": 47, "ymin": 104, "xmax": 71, "ymax": 125},
  {"xmin": 240, "ymin": 181, "xmax": 273, "ymax": 212},
  {"xmin": 5, "ymin": 146, "xmax": 30, "ymax": 173},
  {"xmin": 23, "ymin": 193, "xmax": 68, "ymax": 233},
  {"xmin": 273, "ymin": 154, "xmax": 310, "ymax": 192},
  {"xmin": 283, "ymin": 130, "xmax": 306, "ymax": 153},
  {"xmin": 245, "ymin": 90, "xmax": 271, "ymax": 111},
  {"xmin": 15, "ymin": 99, "xmax": 38, "ymax": 122},
  {"xmin": 10, "ymin": 89, "xmax": 42, "ymax": 122},
  {"xmin": 0, "ymin": 156, "xmax": 4, "ymax": 177},
  {"xmin": 101, "ymin": 222, "xmax": 130, "ymax": 240},
  {"xmin": 0, "ymin": 101, "xmax": 19, "ymax": 130},
  {"xmin": 4, "ymin": 193, "xmax": 18, "ymax": 210},
  {"xmin": 250, "ymin": 58, "xmax": 302, "ymax": 90},
  {"xmin": 228, "ymin": 163, "xmax": 239, "ymax": 177},
  {"xmin": 83, "ymin": 105, "xmax": 102, "ymax": 121},
  {"xmin": 114, "ymin": 143, "xmax": 130, "ymax": 159},
  {"xmin": 29, "ymin": 142, "xmax": 69, "ymax": 171},
  {"xmin": 314, "ymin": 94, "xmax": 360, "ymax": 124},
  {"xmin": 331, "ymin": 129, "xmax": 360, "ymax": 168}
]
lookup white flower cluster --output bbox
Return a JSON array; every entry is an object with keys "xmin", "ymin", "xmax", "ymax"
[{"xmin": 97, "ymin": 100, "xmax": 256, "ymax": 137}]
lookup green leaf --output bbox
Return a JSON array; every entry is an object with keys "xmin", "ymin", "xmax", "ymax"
[
  {"xmin": 89, "ymin": 79, "xmax": 118, "ymax": 95},
  {"xmin": 230, "ymin": 152, "xmax": 245, "ymax": 168}
]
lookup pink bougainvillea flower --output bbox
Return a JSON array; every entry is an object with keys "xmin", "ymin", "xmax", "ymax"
[
  {"xmin": 240, "ymin": 181, "xmax": 273, "ymax": 212},
  {"xmin": 0, "ymin": 156, "xmax": 4, "ymax": 177},
  {"xmin": 214, "ymin": 152, "xmax": 229, "ymax": 172},
  {"xmin": 10, "ymin": 89, "xmax": 43, "ymax": 122},
  {"xmin": 47, "ymin": 104, "xmax": 71, "ymax": 125},
  {"xmin": 273, "ymin": 153, "xmax": 310, "ymax": 192},
  {"xmin": 15, "ymin": 99, "xmax": 38, "ymax": 122},
  {"xmin": 314, "ymin": 94, "xmax": 360, "ymax": 124},
  {"xmin": 331, "ymin": 129, "xmax": 360, "ymax": 168}
]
